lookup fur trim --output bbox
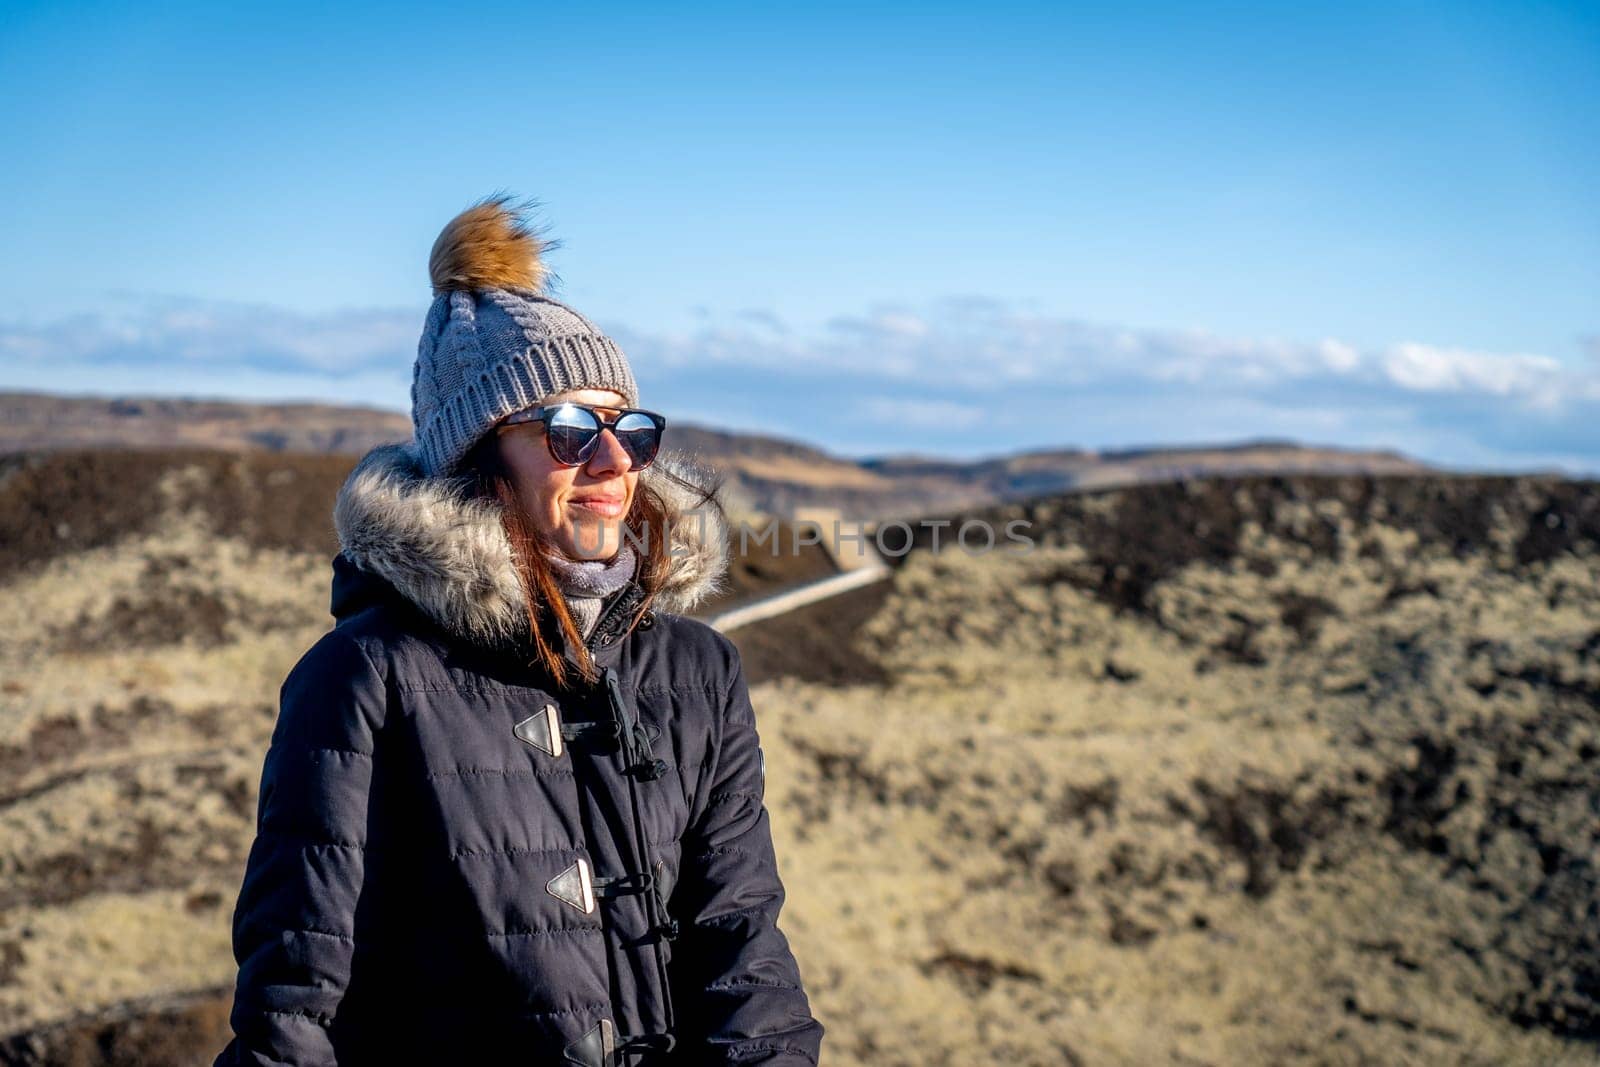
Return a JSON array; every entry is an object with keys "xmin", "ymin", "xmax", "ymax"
[
  {"xmin": 333, "ymin": 441, "xmax": 729, "ymax": 648},
  {"xmin": 428, "ymin": 193, "xmax": 554, "ymax": 296}
]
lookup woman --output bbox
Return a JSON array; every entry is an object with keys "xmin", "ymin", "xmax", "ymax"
[{"xmin": 215, "ymin": 195, "xmax": 825, "ymax": 1066}]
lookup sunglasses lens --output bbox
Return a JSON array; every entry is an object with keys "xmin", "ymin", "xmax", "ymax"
[
  {"xmin": 545, "ymin": 404, "xmax": 601, "ymax": 466},
  {"xmin": 612, "ymin": 412, "xmax": 663, "ymax": 469},
  {"xmin": 537, "ymin": 404, "xmax": 663, "ymax": 469}
]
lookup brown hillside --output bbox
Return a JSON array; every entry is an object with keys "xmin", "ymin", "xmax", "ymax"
[{"xmin": 2, "ymin": 390, "xmax": 1435, "ymax": 522}]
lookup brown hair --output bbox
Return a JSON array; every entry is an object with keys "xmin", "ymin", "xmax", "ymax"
[{"xmin": 457, "ymin": 426, "xmax": 722, "ymax": 689}]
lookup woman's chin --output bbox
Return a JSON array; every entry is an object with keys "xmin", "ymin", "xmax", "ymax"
[{"xmin": 562, "ymin": 515, "xmax": 624, "ymax": 559}]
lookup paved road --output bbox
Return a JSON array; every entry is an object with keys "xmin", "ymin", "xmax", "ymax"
[{"xmin": 705, "ymin": 544, "xmax": 892, "ymax": 633}]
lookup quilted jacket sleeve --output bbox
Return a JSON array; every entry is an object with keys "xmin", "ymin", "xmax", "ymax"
[
  {"xmin": 669, "ymin": 639, "xmax": 826, "ymax": 1065},
  {"xmin": 214, "ymin": 630, "xmax": 388, "ymax": 1066}
]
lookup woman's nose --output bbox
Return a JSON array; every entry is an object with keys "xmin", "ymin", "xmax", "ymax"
[{"xmin": 585, "ymin": 427, "xmax": 633, "ymax": 475}]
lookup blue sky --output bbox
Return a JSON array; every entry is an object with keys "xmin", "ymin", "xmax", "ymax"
[{"xmin": 1, "ymin": 1, "xmax": 1597, "ymax": 471}]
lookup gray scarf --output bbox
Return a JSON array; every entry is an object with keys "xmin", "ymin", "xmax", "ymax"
[{"xmin": 544, "ymin": 542, "xmax": 639, "ymax": 640}]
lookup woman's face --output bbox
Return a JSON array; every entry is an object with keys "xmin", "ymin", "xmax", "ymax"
[{"xmin": 494, "ymin": 388, "xmax": 640, "ymax": 561}]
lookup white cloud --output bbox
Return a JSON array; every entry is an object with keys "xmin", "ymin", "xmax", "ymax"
[
  {"xmin": 636, "ymin": 300, "xmax": 1586, "ymax": 411},
  {"xmin": 1382, "ymin": 342, "xmax": 1563, "ymax": 399},
  {"xmin": 2, "ymin": 291, "xmax": 1596, "ymax": 474},
  {"xmin": 619, "ymin": 300, "xmax": 1600, "ymax": 470},
  {"xmin": 0, "ymin": 294, "xmax": 416, "ymax": 375},
  {"xmin": 1318, "ymin": 339, "xmax": 1362, "ymax": 373}
]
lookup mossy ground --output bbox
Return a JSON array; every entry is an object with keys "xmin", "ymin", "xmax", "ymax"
[{"xmin": 1, "ymin": 459, "xmax": 1594, "ymax": 1065}]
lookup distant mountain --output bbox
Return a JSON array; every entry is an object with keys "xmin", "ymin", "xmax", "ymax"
[
  {"xmin": 0, "ymin": 391, "xmax": 414, "ymax": 456},
  {"xmin": 0, "ymin": 390, "xmax": 1431, "ymax": 519}
]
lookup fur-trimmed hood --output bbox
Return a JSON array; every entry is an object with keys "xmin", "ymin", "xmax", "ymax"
[{"xmin": 330, "ymin": 441, "xmax": 729, "ymax": 649}]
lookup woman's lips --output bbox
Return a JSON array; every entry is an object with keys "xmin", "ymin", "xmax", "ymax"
[{"xmin": 570, "ymin": 497, "xmax": 625, "ymax": 518}]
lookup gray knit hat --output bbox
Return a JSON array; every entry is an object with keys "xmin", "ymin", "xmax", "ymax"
[{"xmin": 410, "ymin": 194, "xmax": 639, "ymax": 476}]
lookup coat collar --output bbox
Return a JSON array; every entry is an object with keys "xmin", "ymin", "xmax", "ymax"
[{"xmin": 330, "ymin": 441, "xmax": 729, "ymax": 652}]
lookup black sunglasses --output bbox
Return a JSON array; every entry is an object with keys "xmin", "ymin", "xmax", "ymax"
[{"xmin": 499, "ymin": 401, "xmax": 668, "ymax": 470}]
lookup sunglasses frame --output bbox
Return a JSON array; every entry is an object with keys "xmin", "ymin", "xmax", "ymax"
[{"xmin": 498, "ymin": 401, "xmax": 668, "ymax": 470}]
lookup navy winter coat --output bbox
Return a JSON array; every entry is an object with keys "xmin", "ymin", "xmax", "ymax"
[{"xmin": 215, "ymin": 442, "xmax": 825, "ymax": 1066}]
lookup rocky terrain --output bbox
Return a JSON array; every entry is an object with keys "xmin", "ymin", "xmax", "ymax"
[
  {"xmin": 0, "ymin": 447, "xmax": 1595, "ymax": 1065},
  {"xmin": 1, "ymin": 390, "xmax": 1432, "ymax": 520},
  {"xmin": 771, "ymin": 473, "xmax": 1600, "ymax": 1065}
]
